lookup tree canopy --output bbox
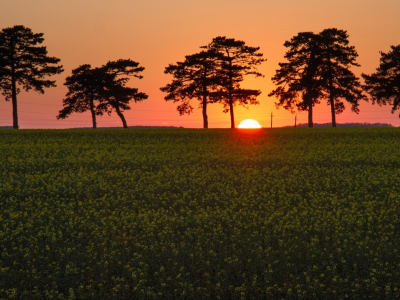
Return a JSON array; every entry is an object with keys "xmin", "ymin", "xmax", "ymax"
[
  {"xmin": 205, "ymin": 37, "xmax": 265, "ymax": 128},
  {"xmin": 362, "ymin": 45, "xmax": 400, "ymax": 116},
  {"xmin": 269, "ymin": 29, "xmax": 364, "ymax": 127},
  {"xmin": 99, "ymin": 59, "xmax": 148, "ymax": 128},
  {"xmin": 318, "ymin": 28, "xmax": 365, "ymax": 127},
  {"xmin": 269, "ymin": 32, "xmax": 322, "ymax": 127},
  {"xmin": 160, "ymin": 49, "xmax": 222, "ymax": 128},
  {"xmin": 57, "ymin": 65, "xmax": 109, "ymax": 129},
  {"xmin": 161, "ymin": 37, "xmax": 265, "ymax": 129},
  {"xmin": 58, "ymin": 59, "xmax": 147, "ymax": 129},
  {"xmin": 0, "ymin": 25, "xmax": 63, "ymax": 129}
]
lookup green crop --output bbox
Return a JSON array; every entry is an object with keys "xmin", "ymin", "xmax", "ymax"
[{"xmin": 1, "ymin": 128, "xmax": 400, "ymax": 299}]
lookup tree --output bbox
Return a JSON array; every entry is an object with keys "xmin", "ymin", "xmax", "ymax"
[
  {"xmin": 270, "ymin": 29, "xmax": 365, "ymax": 128},
  {"xmin": 99, "ymin": 59, "xmax": 148, "ymax": 128},
  {"xmin": 205, "ymin": 37, "xmax": 265, "ymax": 128},
  {"xmin": 57, "ymin": 59, "xmax": 147, "ymax": 129},
  {"xmin": 362, "ymin": 45, "xmax": 400, "ymax": 116},
  {"xmin": 318, "ymin": 28, "xmax": 365, "ymax": 127},
  {"xmin": 269, "ymin": 32, "xmax": 323, "ymax": 128},
  {"xmin": 57, "ymin": 65, "xmax": 109, "ymax": 129},
  {"xmin": 160, "ymin": 49, "xmax": 222, "ymax": 128},
  {"xmin": 0, "ymin": 25, "xmax": 63, "ymax": 129}
]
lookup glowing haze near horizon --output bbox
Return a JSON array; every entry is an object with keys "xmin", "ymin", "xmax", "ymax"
[{"xmin": 1, "ymin": 0, "xmax": 400, "ymax": 129}]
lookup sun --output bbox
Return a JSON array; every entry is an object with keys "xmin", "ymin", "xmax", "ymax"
[{"xmin": 237, "ymin": 119, "xmax": 262, "ymax": 129}]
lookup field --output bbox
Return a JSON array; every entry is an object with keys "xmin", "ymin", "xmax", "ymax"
[{"xmin": 1, "ymin": 128, "xmax": 400, "ymax": 299}]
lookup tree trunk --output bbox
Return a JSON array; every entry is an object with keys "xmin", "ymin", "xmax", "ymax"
[
  {"xmin": 11, "ymin": 59, "xmax": 18, "ymax": 129},
  {"xmin": 330, "ymin": 94, "xmax": 336, "ymax": 127},
  {"xmin": 307, "ymin": 95, "xmax": 313, "ymax": 128},
  {"xmin": 229, "ymin": 101, "xmax": 235, "ymax": 128},
  {"xmin": 202, "ymin": 94, "xmax": 208, "ymax": 129},
  {"xmin": 115, "ymin": 103, "xmax": 128, "ymax": 128},
  {"xmin": 202, "ymin": 71, "xmax": 208, "ymax": 128},
  {"xmin": 228, "ymin": 74, "xmax": 235, "ymax": 128},
  {"xmin": 89, "ymin": 99, "xmax": 97, "ymax": 129},
  {"xmin": 306, "ymin": 45, "xmax": 317, "ymax": 129},
  {"xmin": 11, "ymin": 68, "xmax": 19, "ymax": 129},
  {"xmin": 227, "ymin": 51, "xmax": 235, "ymax": 129},
  {"xmin": 328, "ymin": 57, "xmax": 336, "ymax": 128}
]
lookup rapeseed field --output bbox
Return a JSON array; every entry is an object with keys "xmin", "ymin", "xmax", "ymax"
[{"xmin": 1, "ymin": 128, "xmax": 400, "ymax": 299}]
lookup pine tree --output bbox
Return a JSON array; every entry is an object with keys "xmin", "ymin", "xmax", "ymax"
[
  {"xmin": 57, "ymin": 65, "xmax": 109, "ymax": 129},
  {"xmin": 318, "ymin": 28, "xmax": 365, "ymax": 127},
  {"xmin": 269, "ymin": 32, "xmax": 322, "ymax": 127},
  {"xmin": 0, "ymin": 25, "xmax": 63, "ymax": 129},
  {"xmin": 206, "ymin": 37, "xmax": 265, "ymax": 128},
  {"xmin": 362, "ymin": 45, "xmax": 400, "ymax": 116},
  {"xmin": 161, "ymin": 49, "xmax": 221, "ymax": 128},
  {"xmin": 270, "ymin": 29, "xmax": 365, "ymax": 127},
  {"xmin": 99, "ymin": 59, "xmax": 148, "ymax": 128}
]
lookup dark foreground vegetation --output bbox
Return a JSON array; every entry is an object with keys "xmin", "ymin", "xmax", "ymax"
[{"xmin": 1, "ymin": 128, "xmax": 400, "ymax": 299}]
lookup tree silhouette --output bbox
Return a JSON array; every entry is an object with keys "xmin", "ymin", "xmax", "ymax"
[
  {"xmin": 160, "ymin": 49, "xmax": 222, "ymax": 128},
  {"xmin": 269, "ymin": 32, "xmax": 322, "ymax": 128},
  {"xmin": 205, "ymin": 37, "xmax": 265, "ymax": 128},
  {"xmin": 362, "ymin": 45, "xmax": 400, "ymax": 116},
  {"xmin": 58, "ymin": 59, "xmax": 147, "ymax": 129},
  {"xmin": 0, "ymin": 25, "xmax": 63, "ymax": 129},
  {"xmin": 269, "ymin": 29, "xmax": 365, "ymax": 128},
  {"xmin": 57, "ymin": 65, "xmax": 109, "ymax": 129},
  {"xmin": 318, "ymin": 28, "xmax": 365, "ymax": 127},
  {"xmin": 99, "ymin": 59, "xmax": 148, "ymax": 128}
]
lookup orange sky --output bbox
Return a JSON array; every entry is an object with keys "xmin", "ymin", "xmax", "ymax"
[{"xmin": 1, "ymin": 0, "xmax": 400, "ymax": 128}]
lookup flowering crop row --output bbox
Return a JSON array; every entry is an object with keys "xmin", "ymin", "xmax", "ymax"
[{"xmin": 1, "ymin": 128, "xmax": 400, "ymax": 299}]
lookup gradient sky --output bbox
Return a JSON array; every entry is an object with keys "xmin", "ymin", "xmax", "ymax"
[{"xmin": 1, "ymin": 0, "xmax": 400, "ymax": 128}]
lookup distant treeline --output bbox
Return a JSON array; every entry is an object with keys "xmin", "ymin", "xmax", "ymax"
[
  {"xmin": 283, "ymin": 122, "xmax": 394, "ymax": 128},
  {"xmin": 98, "ymin": 126, "xmax": 184, "ymax": 129},
  {"xmin": 0, "ymin": 25, "xmax": 399, "ymax": 129}
]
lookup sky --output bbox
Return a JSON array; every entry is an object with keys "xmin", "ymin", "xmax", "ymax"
[{"xmin": 1, "ymin": 0, "xmax": 400, "ymax": 129}]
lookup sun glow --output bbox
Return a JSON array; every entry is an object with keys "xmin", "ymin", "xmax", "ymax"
[{"xmin": 237, "ymin": 119, "xmax": 262, "ymax": 129}]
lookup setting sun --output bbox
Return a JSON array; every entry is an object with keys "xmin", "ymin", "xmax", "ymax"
[{"xmin": 237, "ymin": 119, "xmax": 262, "ymax": 129}]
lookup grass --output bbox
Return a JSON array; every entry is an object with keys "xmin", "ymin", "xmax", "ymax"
[{"xmin": 1, "ymin": 128, "xmax": 400, "ymax": 299}]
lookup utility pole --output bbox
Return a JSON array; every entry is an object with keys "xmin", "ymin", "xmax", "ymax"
[
  {"xmin": 270, "ymin": 112, "xmax": 273, "ymax": 128},
  {"xmin": 295, "ymin": 114, "xmax": 297, "ymax": 128}
]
